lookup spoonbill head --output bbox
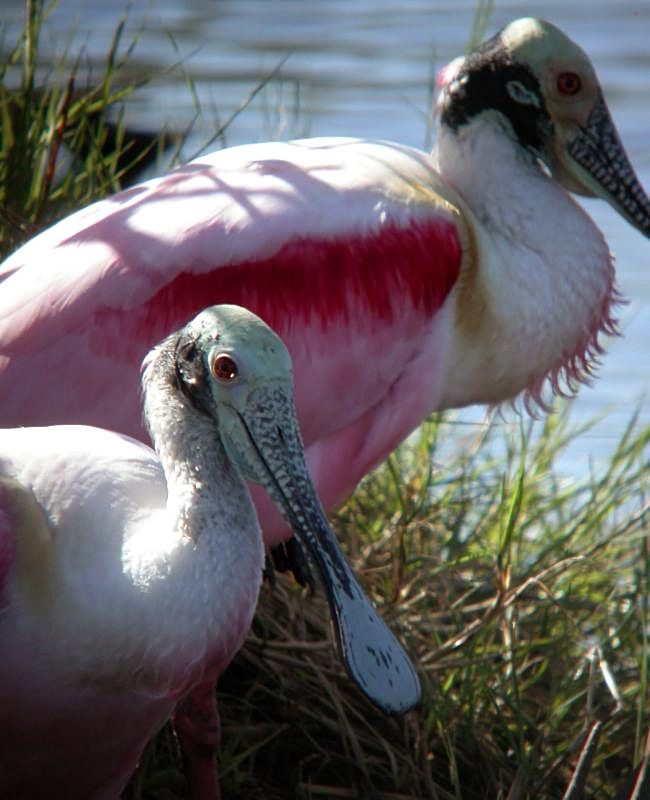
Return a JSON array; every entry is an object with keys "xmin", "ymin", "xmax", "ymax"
[
  {"xmin": 436, "ymin": 17, "xmax": 650, "ymax": 236},
  {"xmin": 0, "ymin": 304, "xmax": 420, "ymax": 799},
  {"xmin": 0, "ymin": 17, "xmax": 648, "ymax": 549}
]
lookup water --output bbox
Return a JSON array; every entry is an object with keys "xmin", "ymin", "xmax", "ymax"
[{"xmin": 1, "ymin": 0, "xmax": 649, "ymax": 474}]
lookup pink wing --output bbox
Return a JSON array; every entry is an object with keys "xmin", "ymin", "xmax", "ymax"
[{"xmin": 0, "ymin": 137, "xmax": 462, "ymax": 545}]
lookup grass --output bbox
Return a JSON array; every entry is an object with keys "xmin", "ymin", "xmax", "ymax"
[
  {"xmin": 2, "ymin": 2, "xmax": 650, "ymax": 798},
  {"xmin": 121, "ymin": 408, "xmax": 650, "ymax": 800}
]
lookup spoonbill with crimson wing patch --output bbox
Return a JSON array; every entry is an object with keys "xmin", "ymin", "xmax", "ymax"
[{"xmin": 0, "ymin": 18, "xmax": 648, "ymax": 544}]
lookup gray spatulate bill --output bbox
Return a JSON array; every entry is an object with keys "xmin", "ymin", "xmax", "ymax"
[
  {"xmin": 568, "ymin": 90, "xmax": 650, "ymax": 238},
  {"xmin": 239, "ymin": 393, "xmax": 421, "ymax": 715},
  {"xmin": 300, "ymin": 505, "xmax": 422, "ymax": 715}
]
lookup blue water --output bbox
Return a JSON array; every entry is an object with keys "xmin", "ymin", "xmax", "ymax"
[{"xmin": 1, "ymin": 0, "xmax": 649, "ymax": 474}]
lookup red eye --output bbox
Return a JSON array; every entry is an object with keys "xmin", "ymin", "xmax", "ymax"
[
  {"xmin": 557, "ymin": 72, "xmax": 582, "ymax": 95},
  {"xmin": 211, "ymin": 354, "xmax": 238, "ymax": 382}
]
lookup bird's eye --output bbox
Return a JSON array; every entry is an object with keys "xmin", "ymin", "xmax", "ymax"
[
  {"xmin": 557, "ymin": 72, "xmax": 582, "ymax": 95},
  {"xmin": 211, "ymin": 353, "xmax": 239, "ymax": 382}
]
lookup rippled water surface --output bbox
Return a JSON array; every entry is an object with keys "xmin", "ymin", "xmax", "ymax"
[{"xmin": 2, "ymin": 0, "xmax": 649, "ymax": 472}]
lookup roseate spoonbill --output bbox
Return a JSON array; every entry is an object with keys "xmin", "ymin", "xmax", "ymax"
[
  {"xmin": 0, "ymin": 16, "xmax": 649, "ymax": 541},
  {"xmin": 0, "ymin": 305, "xmax": 420, "ymax": 800}
]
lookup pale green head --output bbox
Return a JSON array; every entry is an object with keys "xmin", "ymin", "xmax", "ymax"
[{"xmin": 172, "ymin": 303, "xmax": 294, "ymax": 480}]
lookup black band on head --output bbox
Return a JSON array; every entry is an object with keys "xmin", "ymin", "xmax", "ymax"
[{"xmin": 440, "ymin": 34, "xmax": 552, "ymax": 156}]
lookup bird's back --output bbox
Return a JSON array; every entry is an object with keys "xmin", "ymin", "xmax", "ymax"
[{"xmin": 0, "ymin": 139, "xmax": 464, "ymax": 546}]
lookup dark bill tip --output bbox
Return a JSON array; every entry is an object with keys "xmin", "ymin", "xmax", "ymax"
[
  {"xmin": 294, "ymin": 505, "xmax": 422, "ymax": 715},
  {"xmin": 567, "ymin": 91, "xmax": 650, "ymax": 239},
  {"xmin": 245, "ymin": 403, "xmax": 421, "ymax": 715}
]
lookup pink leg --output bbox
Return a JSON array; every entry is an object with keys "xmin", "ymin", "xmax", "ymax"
[{"xmin": 173, "ymin": 682, "xmax": 221, "ymax": 800}]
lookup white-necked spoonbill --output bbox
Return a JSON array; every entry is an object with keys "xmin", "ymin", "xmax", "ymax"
[
  {"xmin": 0, "ymin": 18, "xmax": 647, "ymax": 548},
  {"xmin": 0, "ymin": 304, "xmax": 420, "ymax": 800}
]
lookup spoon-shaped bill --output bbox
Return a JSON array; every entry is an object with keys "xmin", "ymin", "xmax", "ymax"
[
  {"xmin": 567, "ymin": 91, "xmax": 650, "ymax": 238},
  {"xmin": 291, "ymin": 499, "xmax": 422, "ymax": 715},
  {"xmin": 232, "ymin": 389, "xmax": 421, "ymax": 715}
]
